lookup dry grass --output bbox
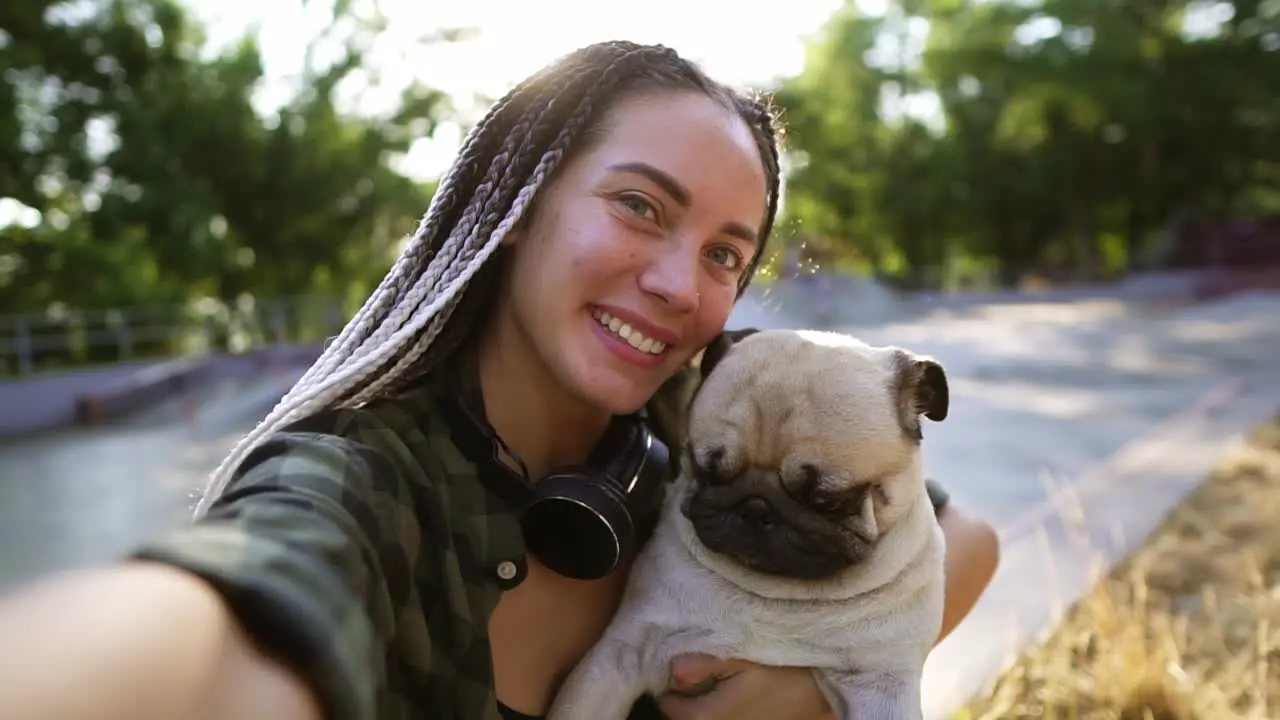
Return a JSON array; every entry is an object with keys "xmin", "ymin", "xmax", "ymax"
[{"xmin": 957, "ymin": 413, "xmax": 1280, "ymax": 720}]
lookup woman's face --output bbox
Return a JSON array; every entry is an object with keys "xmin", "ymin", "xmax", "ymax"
[{"xmin": 498, "ymin": 89, "xmax": 769, "ymax": 415}]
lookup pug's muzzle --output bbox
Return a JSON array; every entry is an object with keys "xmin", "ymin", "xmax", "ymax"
[{"xmin": 681, "ymin": 470, "xmax": 877, "ymax": 580}]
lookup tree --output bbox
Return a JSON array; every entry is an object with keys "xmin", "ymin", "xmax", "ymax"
[
  {"xmin": 0, "ymin": 0, "xmax": 454, "ymax": 315},
  {"xmin": 773, "ymin": 0, "xmax": 1280, "ymax": 288},
  {"xmin": 0, "ymin": 0, "xmax": 463, "ymax": 368}
]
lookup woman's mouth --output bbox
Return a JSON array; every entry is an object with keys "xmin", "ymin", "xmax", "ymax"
[{"xmin": 591, "ymin": 309, "xmax": 669, "ymax": 356}]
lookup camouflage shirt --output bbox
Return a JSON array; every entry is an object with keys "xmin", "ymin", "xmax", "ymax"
[{"xmin": 132, "ymin": 369, "xmax": 952, "ymax": 720}]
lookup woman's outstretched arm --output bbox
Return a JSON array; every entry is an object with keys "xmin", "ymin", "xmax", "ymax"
[
  {"xmin": 0, "ymin": 408, "xmax": 419, "ymax": 719},
  {"xmin": 0, "ymin": 561, "xmax": 320, "ymax": 720}
]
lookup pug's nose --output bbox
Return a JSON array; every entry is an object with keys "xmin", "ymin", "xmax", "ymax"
[{"xmin": 737, "ymin": 497, "xmax": 775, "ymax": 530}]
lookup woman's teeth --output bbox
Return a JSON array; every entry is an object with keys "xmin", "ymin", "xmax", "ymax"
[{"xmin": 593, "ymin": 310, "xmax": 668, "ymax": 355}]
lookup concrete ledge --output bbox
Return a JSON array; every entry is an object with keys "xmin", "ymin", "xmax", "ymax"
[
  {"xmin": 75, "ymin": 357, "xmax": 217, "ymax": 425},
  {"xmin": 0, "ymin": 360, "xmax": 166, "ymax": 437},
  {"xmin": 72, "ymin": 342, "xmax": 325, "ymax": 426},
  {"xmin": 0, "ymin": 343, "xmax": 327, "ymax": 437}
]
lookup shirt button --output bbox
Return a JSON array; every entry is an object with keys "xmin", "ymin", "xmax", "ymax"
[{"xmin": 496, "ymin": 560, "xmax": 518, "ymax": 581}]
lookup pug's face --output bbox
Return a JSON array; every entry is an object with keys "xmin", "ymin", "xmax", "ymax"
[{"xmin": 680, "ymin": 328, "xmax": 948, "ymax": 580}]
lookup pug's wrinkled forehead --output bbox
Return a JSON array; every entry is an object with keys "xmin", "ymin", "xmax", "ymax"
[{"xmin": 686, "ymin": 328, "xmax": 948, "ymax": 477}]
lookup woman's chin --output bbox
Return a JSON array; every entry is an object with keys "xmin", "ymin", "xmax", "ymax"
[
  {"xmin": 564, "ymin": 340, "xmax": 686, "ymax": 416},
  {"xmin": 575, "ymin": 372, "xmax": 664, "ymax": 417},
  {"xmin": 594, "ymin": 387, "xmax": 655, "ymax": 417}
]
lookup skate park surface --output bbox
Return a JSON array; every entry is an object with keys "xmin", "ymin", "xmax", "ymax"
[{"xmin": 3, "ymin": 280, "xmax": 1278, "ymax": 716}]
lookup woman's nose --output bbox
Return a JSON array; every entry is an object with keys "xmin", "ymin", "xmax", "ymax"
[{"xmin": 638, "ymin": 245, "xmax": 700, "ymax": 313}]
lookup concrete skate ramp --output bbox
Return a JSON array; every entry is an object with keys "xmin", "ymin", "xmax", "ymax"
[
  {"xmin": 0, "ymin": 344, "xmax": 323, "ymax": 438},
  {"xmin": 123, "ymin": 365, "xmax": 306, "ymax": 432},
  {"xmin": 0, "ymin": 359, "xmax": 168, "ymax": 437}
]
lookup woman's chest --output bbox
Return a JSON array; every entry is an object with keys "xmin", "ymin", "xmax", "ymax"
[{"xmin": 487, "ymin": 556, "xmax": 631, "ymax": 714}]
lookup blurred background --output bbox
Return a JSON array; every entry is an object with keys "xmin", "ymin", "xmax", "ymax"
[{"xmin": 1, "ymin": 0, "xmax": 1278, "ymax": 608}]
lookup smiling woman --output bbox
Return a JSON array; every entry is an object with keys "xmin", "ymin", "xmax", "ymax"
[
  {"xmin": 486, "ymin": 92, "xmax": 770, "ymax": 418},
  {"xmin": 0, "ymin": 40, "xmax": 996, "ymax": 720}
]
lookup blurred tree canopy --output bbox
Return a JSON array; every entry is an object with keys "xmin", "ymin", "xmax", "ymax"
[
  {"xmin": 3, "ymin": 0, "xmax": 1279, "ymax": 321},
  {"xmin": 775, "ymin": 0, "xmax": 1280, "ymax": 288},
  {"xmin": 0, "ymin": 0, "xmax": 449, "ymax": 314}
]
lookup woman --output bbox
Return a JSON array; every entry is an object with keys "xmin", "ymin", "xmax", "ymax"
[{"xmin": 0, "ymin": 41, "xmax": 998, "ymax": 720}]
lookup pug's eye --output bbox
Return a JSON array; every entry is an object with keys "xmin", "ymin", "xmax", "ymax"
[
  {"xmin": 799, "ymin": 463, "xmax": 822, "ymax": 487},
  {"xmin": 809, "ymin": 492, "xmax": 846, "ymax": 514},
  {"xmin": 783, "ymin": 463, "xmax": 825, "ymax": 503},
  {"xmin": 691, "ymin": 446, "xmax": 733, "ymax": 484},
  {"xmin": 706, "ymin": 447, "xmax": 725, "ymax": 472},
  {"xmin": 784, "ymin": 463, "xmax": 822, "ymax": 495},
  {"xmin": 803, "ymin": 484, "xmax": 844, "ymax": 512}
]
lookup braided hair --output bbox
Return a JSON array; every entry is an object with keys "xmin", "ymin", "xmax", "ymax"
[{"xmin": 195, "ymin": 41, "xmax": 783, "ymax": 517}]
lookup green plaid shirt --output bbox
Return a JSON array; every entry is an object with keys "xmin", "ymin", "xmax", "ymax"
[
  {"xmin": 132, "ymin": 370, "xmax": 952, "ymax": 720},
  {"xmin": 134, "ymin": 372, "xmax": 550, "ymax": 719}
]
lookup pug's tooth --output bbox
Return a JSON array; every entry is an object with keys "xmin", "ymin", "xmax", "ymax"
[{"xmin": 861, "ymin": 493, "xmax": 878, "ymax": 537}]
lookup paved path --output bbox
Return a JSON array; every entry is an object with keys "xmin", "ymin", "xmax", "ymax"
[
  {"xmin": 850, "ymin": 295, "xmax": 1280, "ymax": 527},
  {"xmin": 2, "ymin": 291, "xmax": 1278, "ymax": 714}
]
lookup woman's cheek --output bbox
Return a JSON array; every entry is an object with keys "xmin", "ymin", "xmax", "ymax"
[{"xmin": 697, "ymin": 290, "xmax": 739, "ymax": 339}]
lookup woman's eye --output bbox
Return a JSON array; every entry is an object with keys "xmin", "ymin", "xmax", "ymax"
[
  {"xmin": 618, "ymin": 193, "xmax": 659, "ymax": 222},
  {"xmin": 705, "ymin": 245, "xmax": 745, "ymax": 271}
]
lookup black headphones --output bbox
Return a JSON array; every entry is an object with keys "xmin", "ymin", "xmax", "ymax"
[{"xmin": 437, "ymin": 366, "xmax": 671, "ymax": 581}]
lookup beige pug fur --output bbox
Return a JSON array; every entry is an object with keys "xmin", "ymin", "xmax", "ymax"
[{"xmin": 548, "ymin": 328, "xmax": 950, "ymax": 720}]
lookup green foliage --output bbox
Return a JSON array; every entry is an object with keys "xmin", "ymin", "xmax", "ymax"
[
  {"xmin": 775, "ymin": 0, "xmax": 1280, "ymax": 288},
  {"xmin": 0, "ymin": 0, "xmax": 449, "ymax": 317},
  {"xmin": 4, "ymin": 0, "xmax": 1278, "ymax": 362}
]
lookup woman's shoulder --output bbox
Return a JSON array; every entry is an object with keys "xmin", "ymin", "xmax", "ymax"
[
  {"xmin": 244, "ymin": 384, "xmax": 525, "ymax": 539},
  {"xmin": 196, "ymin": 386, "xmax": 472, "ymax": 536},
  {"xmin": 269, "ymin": 384, "xmax": 465, "ymax": 480}
]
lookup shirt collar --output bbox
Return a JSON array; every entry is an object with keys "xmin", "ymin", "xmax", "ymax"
[{"xmin": 403, "ymin": 353, "xmax": 532, "ymax": 590}]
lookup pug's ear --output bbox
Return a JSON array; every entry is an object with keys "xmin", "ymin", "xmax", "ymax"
[
  {"xmin": 891, "ymin": 349, "xmax": 949, "ymax": 439},
  {"xmin": 698, "ymin": 328, "xmax": 760, "ymax": 380}
]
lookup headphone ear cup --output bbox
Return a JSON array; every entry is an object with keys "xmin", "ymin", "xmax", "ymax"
[{"xmin": 523, "ymin": 469, "xmax": 635, "ymax": 581}]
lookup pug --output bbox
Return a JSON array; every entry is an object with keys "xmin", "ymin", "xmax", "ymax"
[{"xmin": 548, "ymin": 328, "xmax": 949, "ymax": 720}]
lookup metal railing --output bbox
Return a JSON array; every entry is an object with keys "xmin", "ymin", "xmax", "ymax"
[{"xmin": 0, "ymin": 294, "xmax": 350, "ymax": 378}]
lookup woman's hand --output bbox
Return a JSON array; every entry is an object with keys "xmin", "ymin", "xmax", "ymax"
[{"xmin": 656, "ymin": 654, "xmax": 834, "ymax": 720}]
